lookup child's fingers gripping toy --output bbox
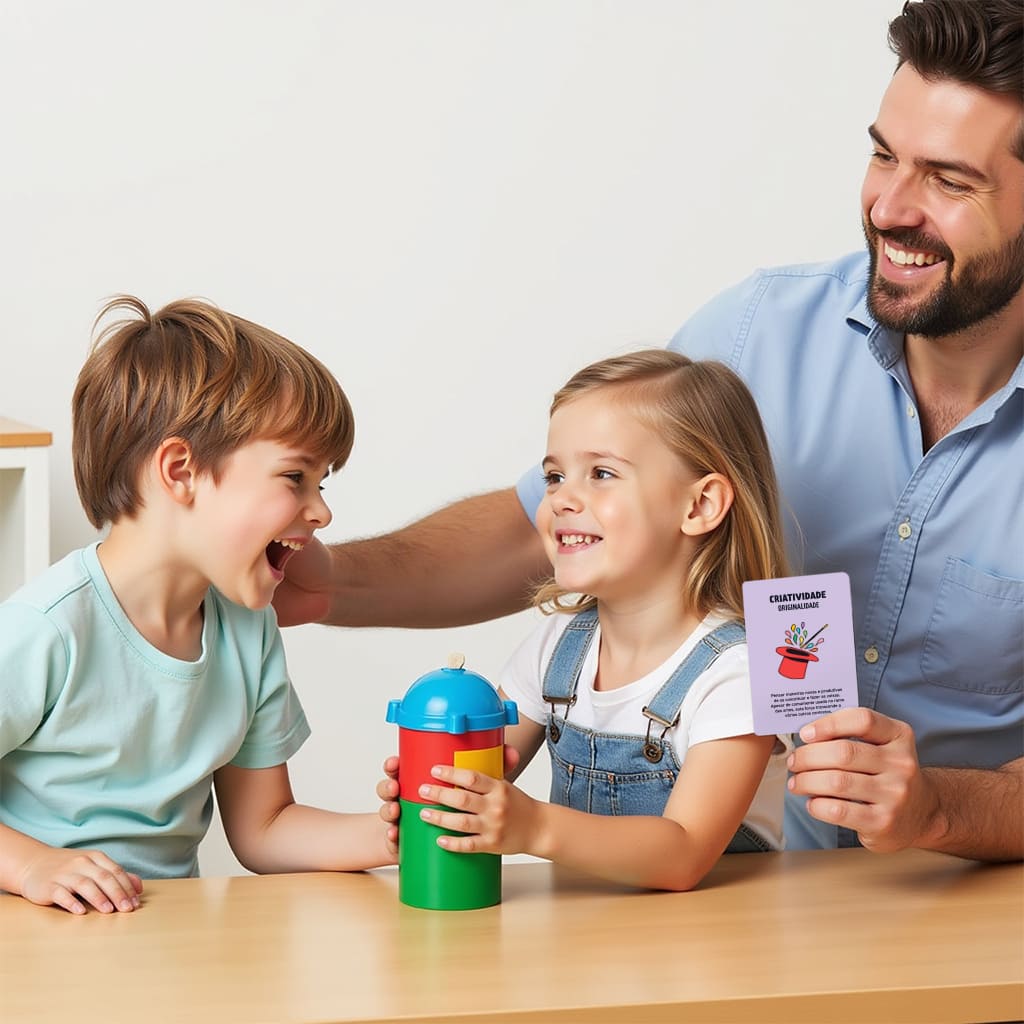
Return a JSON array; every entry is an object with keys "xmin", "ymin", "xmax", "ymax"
[{"xmin": 386, "ymin": 653, "xmax": 518, "ymax": 910}]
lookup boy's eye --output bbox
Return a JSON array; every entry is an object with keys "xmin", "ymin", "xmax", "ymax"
[
  {"xmin": 284, "ymin": 472, "xmax": 304, "ymax": 485},
  {"xmin": 542, "ymin": 470, "xmax": 564, "ymax": 486},
  {"xmin": 593, "ymin": 468, "xmax": 615, "ymax": 480}
]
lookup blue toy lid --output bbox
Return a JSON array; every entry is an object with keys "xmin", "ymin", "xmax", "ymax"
[{"xmin": 386, "ymin": 653, "xmax": 519, "ymax": 734}]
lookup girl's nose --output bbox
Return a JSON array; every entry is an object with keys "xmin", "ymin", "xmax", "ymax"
[{"xmin": 553, "ymin": 479, "xmax": 583, "ymax": 513}]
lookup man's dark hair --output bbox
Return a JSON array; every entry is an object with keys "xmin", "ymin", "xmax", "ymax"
[{"xmin": 888, "ymin": 0, "xmax": 1023, "ymax": 158}]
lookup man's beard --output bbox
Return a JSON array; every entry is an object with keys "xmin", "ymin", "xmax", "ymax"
[{"xmin": 863, "ymin": 219, "xmax": 1024, "ymax": 338}]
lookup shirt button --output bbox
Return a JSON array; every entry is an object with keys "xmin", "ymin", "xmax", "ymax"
[
  {"xmin": 897, "ymin": 521, "xmax": 912, "ymax": 540},
  {"xmin": 864, "ymin": 646, "xmax": 880, "ymax": 664},
  {"xmin": 907, "ymin": 404, "xmax": 916, "ymax": 418}
]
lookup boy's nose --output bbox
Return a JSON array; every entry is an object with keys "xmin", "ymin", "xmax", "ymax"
[{"xmin": 308, "ymin": 492, "xmax": 332, "ymax": 529}]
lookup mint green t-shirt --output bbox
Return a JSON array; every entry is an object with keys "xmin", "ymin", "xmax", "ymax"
[{"xmin": 0, "ymin": 542, "xmax": 310, "ymax": 879}]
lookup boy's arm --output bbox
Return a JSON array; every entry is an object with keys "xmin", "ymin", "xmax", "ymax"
[
  {"xmin": 214, "ymin": 763, "xmax": 396, "ymax": 873},
  {"xmin": 0, "ymin": 822, "xmax": 142, "ymax": 914},
  {"xmin": 421, "ymin": 732, "xmax": 776, "ymax": 891}
]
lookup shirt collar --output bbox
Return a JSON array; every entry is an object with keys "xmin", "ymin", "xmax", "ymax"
[
  {"xmin": 847, "ymin": 292, "xmax": 904, "ymax": 372},
  {"xmin": 847, "ymin": 291, "xmax": 1024, "ymax": 395}
]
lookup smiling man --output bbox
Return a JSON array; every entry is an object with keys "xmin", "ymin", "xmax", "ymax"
[{"xmin": 277, "ymin": 0, "xmax": 1023, "ymax": 862}]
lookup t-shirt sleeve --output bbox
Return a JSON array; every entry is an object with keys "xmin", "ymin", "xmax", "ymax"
[
  {"xmin": 230, "ymin": 613, "xmax": 311, "ymax": 769},
  {"xmin": 681, "ymin": 643, "xmax": 756, "ymax": 749},
  {"xmin": 0, "ymin": 602, "xmax": 68, "ymax": 758},
  {"xmin": 496, "ymin": 615, "xmax": 560, "ymax": 727}
]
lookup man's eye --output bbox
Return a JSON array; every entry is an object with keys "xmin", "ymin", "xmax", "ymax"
[
  {"xmin": 936, "ymin": 175, "xmax": 970, "ymax": 194},
  {"xmin": 870, "ymin": 150, "xmax": 895, "ymax": 164}
]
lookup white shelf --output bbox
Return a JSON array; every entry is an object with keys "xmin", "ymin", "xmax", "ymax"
[{"xmin": 0, "ymin": 417, "xmax": 51, "ymax": 601}]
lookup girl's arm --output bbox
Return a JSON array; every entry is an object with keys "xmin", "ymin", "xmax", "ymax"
[
  {"xmin": 214, "ymin": 763, "xmax": 396, "ymax": 874},
  {"xmin": 420, "ymin": 732, "xmax": 776, "ymax": 891}
]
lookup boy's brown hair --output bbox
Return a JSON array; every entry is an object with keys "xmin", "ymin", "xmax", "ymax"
[
  {"xmin": 72, "ymin": 296, "xmax": 354, "ymax": 528},
  {"xmin": 535, "ymin": 349, "xmax": 789, "ymax": 621}
]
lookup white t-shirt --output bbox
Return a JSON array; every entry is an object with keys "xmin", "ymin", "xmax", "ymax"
[{"xmin": 499, "ymin": 610, "xmax": 787, "ymax": 850}]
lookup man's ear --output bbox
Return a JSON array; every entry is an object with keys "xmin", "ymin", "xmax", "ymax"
[
  {"xmin": 681, "ymin": 473, "xmax": 734, "ymax": 537},
  {"xmin": 153, "ymin": 438, "xmax": 198, "ymax": 506}
]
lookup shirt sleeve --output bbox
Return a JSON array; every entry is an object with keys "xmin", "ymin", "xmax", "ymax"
[
  {"xmin": 680, "ymin": 643, "xmax": 756, "ymax": 750},
  {"xmin": 0, "ymin": 602, "xmax": 68, "ymax": 758},
  {"xmin": 668, "ymin": 269, "xmax": 764, "ymax": 370},
  {"xmin": 496, "ymin": 615, "xmax": 563, "ymax": 727},
  {"xmin": 230, "ymin": 613, "xmax": 311, "ymax": 769}
]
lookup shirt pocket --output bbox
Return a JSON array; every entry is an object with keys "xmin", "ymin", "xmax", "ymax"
[{"xmin": 921, "ymin": 557, "xmax": 1023, "ymax": 695}]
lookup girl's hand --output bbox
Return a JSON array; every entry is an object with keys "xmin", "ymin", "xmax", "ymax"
[
  {"xmin": 417, "ymin": 765, "xmax": 542, "ymax": 856},
  {"xmin": 19, "ymin": 847, "xmax": 143, "ymax": 915},
  {"xmin": 376, "ymin": 755, "xmax": 400, "ymax": 855}
]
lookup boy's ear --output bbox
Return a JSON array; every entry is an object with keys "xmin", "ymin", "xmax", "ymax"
[
  {"xmin": 153, "ymin": 438, "xmax": 198, "ymax": 506},
  {"xmin": 680, "ymin": 473, "xmax": 734, "ymax": 537}
]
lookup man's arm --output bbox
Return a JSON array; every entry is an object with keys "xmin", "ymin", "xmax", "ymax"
[
  {"xmin": 787, "ymin": 708, "xmax": 1023, "ymax": 861},
  {"xmin": 274, "ymin": 487, "xmax": 550, "ymax": 628}
]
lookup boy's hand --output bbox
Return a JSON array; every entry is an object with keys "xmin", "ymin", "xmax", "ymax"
[
  {"xmin": 416, "ymin": 765, "xmax": 541, "ymax": 856},
  {"xmin": 19, "ymin": 847, "xmax": 143, "ymax": 915},
  {"xmin": 376, "ymin": 755, "xmax": 400, "ymax": 856}
]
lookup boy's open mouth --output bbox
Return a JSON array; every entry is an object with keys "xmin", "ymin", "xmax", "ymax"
[{"xmin": 266, "ymin": 538, "xmax": 304, "ymax": 572}]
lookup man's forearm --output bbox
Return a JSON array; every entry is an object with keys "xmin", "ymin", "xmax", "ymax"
[
  {"xmin": 324, "ymin": 488, "xmax": 550, "ymax": 628},
  {"xmin": 917, "ymin": 757, "xmax": 1023, "ymax": 861}
]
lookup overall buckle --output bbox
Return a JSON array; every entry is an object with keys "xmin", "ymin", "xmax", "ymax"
[{"xmin": 641, "ymin": 706, "xmax": 678, "ymax": 764}]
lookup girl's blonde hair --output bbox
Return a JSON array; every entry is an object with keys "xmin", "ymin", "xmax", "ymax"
[
  {"xmin": 535, "ymin": 349, "xmax": 788, "ymax": 621},
  {"xmin": 73, "ymin": 296, "xmax": 354, "ymax": 529}
]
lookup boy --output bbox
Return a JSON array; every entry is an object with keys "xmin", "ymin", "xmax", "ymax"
[{"xmin": 0, "ymin": 296, "xmax": 394, "ymax": 914}]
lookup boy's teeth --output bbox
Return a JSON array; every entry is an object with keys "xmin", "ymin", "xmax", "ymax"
[
  {"xmin": 562, "ymin": 534, "xmax": 597, "ymax": 546},
  {"xmin": 273, "ymin": 538, "xmax": 305, "ymax": 551}
]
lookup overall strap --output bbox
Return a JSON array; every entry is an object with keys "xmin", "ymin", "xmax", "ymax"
[
  {"xmin": 541, "ymin": 608, "xmax": 598, "ymax": 740},
  {"xmin": 641, "ymin": 620, "xmax": 746, "ymax": 762}
]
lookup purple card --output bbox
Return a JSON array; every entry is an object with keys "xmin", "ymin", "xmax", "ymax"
[{"xmin": 742, "ymin": 572, "xmax": 858, "ymax": 735}]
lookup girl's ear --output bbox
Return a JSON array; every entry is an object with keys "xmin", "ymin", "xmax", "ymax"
[
  {"xmin": 681, "ymin": 473, "xmax": 734, "ymax": 537},
  {"xmin": 153, "ymin": 437, "xmax": 198, "ymax": 506}
]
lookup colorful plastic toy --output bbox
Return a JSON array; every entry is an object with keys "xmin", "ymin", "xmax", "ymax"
[{"xmin": 386, "ymin": 653, "xmax": 518, "ymax": 910}]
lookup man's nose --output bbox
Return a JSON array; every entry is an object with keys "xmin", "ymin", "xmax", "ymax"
[{"xmin": 869, "ymin": 171, "xmax": 926, "ymax": 233}]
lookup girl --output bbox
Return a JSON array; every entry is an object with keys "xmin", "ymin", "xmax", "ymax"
[{"xmin": 384, "ymin": 350, "xmax": 789, "ymax": 891}]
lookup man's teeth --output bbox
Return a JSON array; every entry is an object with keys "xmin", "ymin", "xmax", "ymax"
[
  {"xmin": 561, "ymin": 534, "xmax": 598, "ymax": 546},
  {"xmin": 884, "ymin": 243, "xmax": 940, "ymax": 267},
  {"xmin": 273, "ymin": 538, "xmax": 305, "ymax": 551}
]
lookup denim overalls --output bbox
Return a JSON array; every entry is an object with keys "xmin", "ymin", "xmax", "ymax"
[{"xmin": 542, "ymin": 607, "xmax": 771, "ymax": 854}]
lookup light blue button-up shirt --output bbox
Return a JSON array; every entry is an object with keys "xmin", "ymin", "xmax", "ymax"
[{"xmin": 516, "ymin": 251, "xmax": 1023, "ymax": 849}]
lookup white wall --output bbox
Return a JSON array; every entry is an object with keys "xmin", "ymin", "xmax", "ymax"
[{"xmin": 0, "ymin": 0, "xmax": 897, "ymax": 875}]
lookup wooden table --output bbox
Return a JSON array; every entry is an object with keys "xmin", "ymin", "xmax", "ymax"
[
  {"xmin": 1, "ymin": 849, "xmax": 1021, "ymax": 1023},
  {"xmin": 0, "ymin": 416, "xmax": 51, "ymax": 599}
]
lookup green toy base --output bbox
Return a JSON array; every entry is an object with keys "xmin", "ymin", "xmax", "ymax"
[{"xmin": 398, "ymin": 798, "xmax": 501, "ymax": 910}]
